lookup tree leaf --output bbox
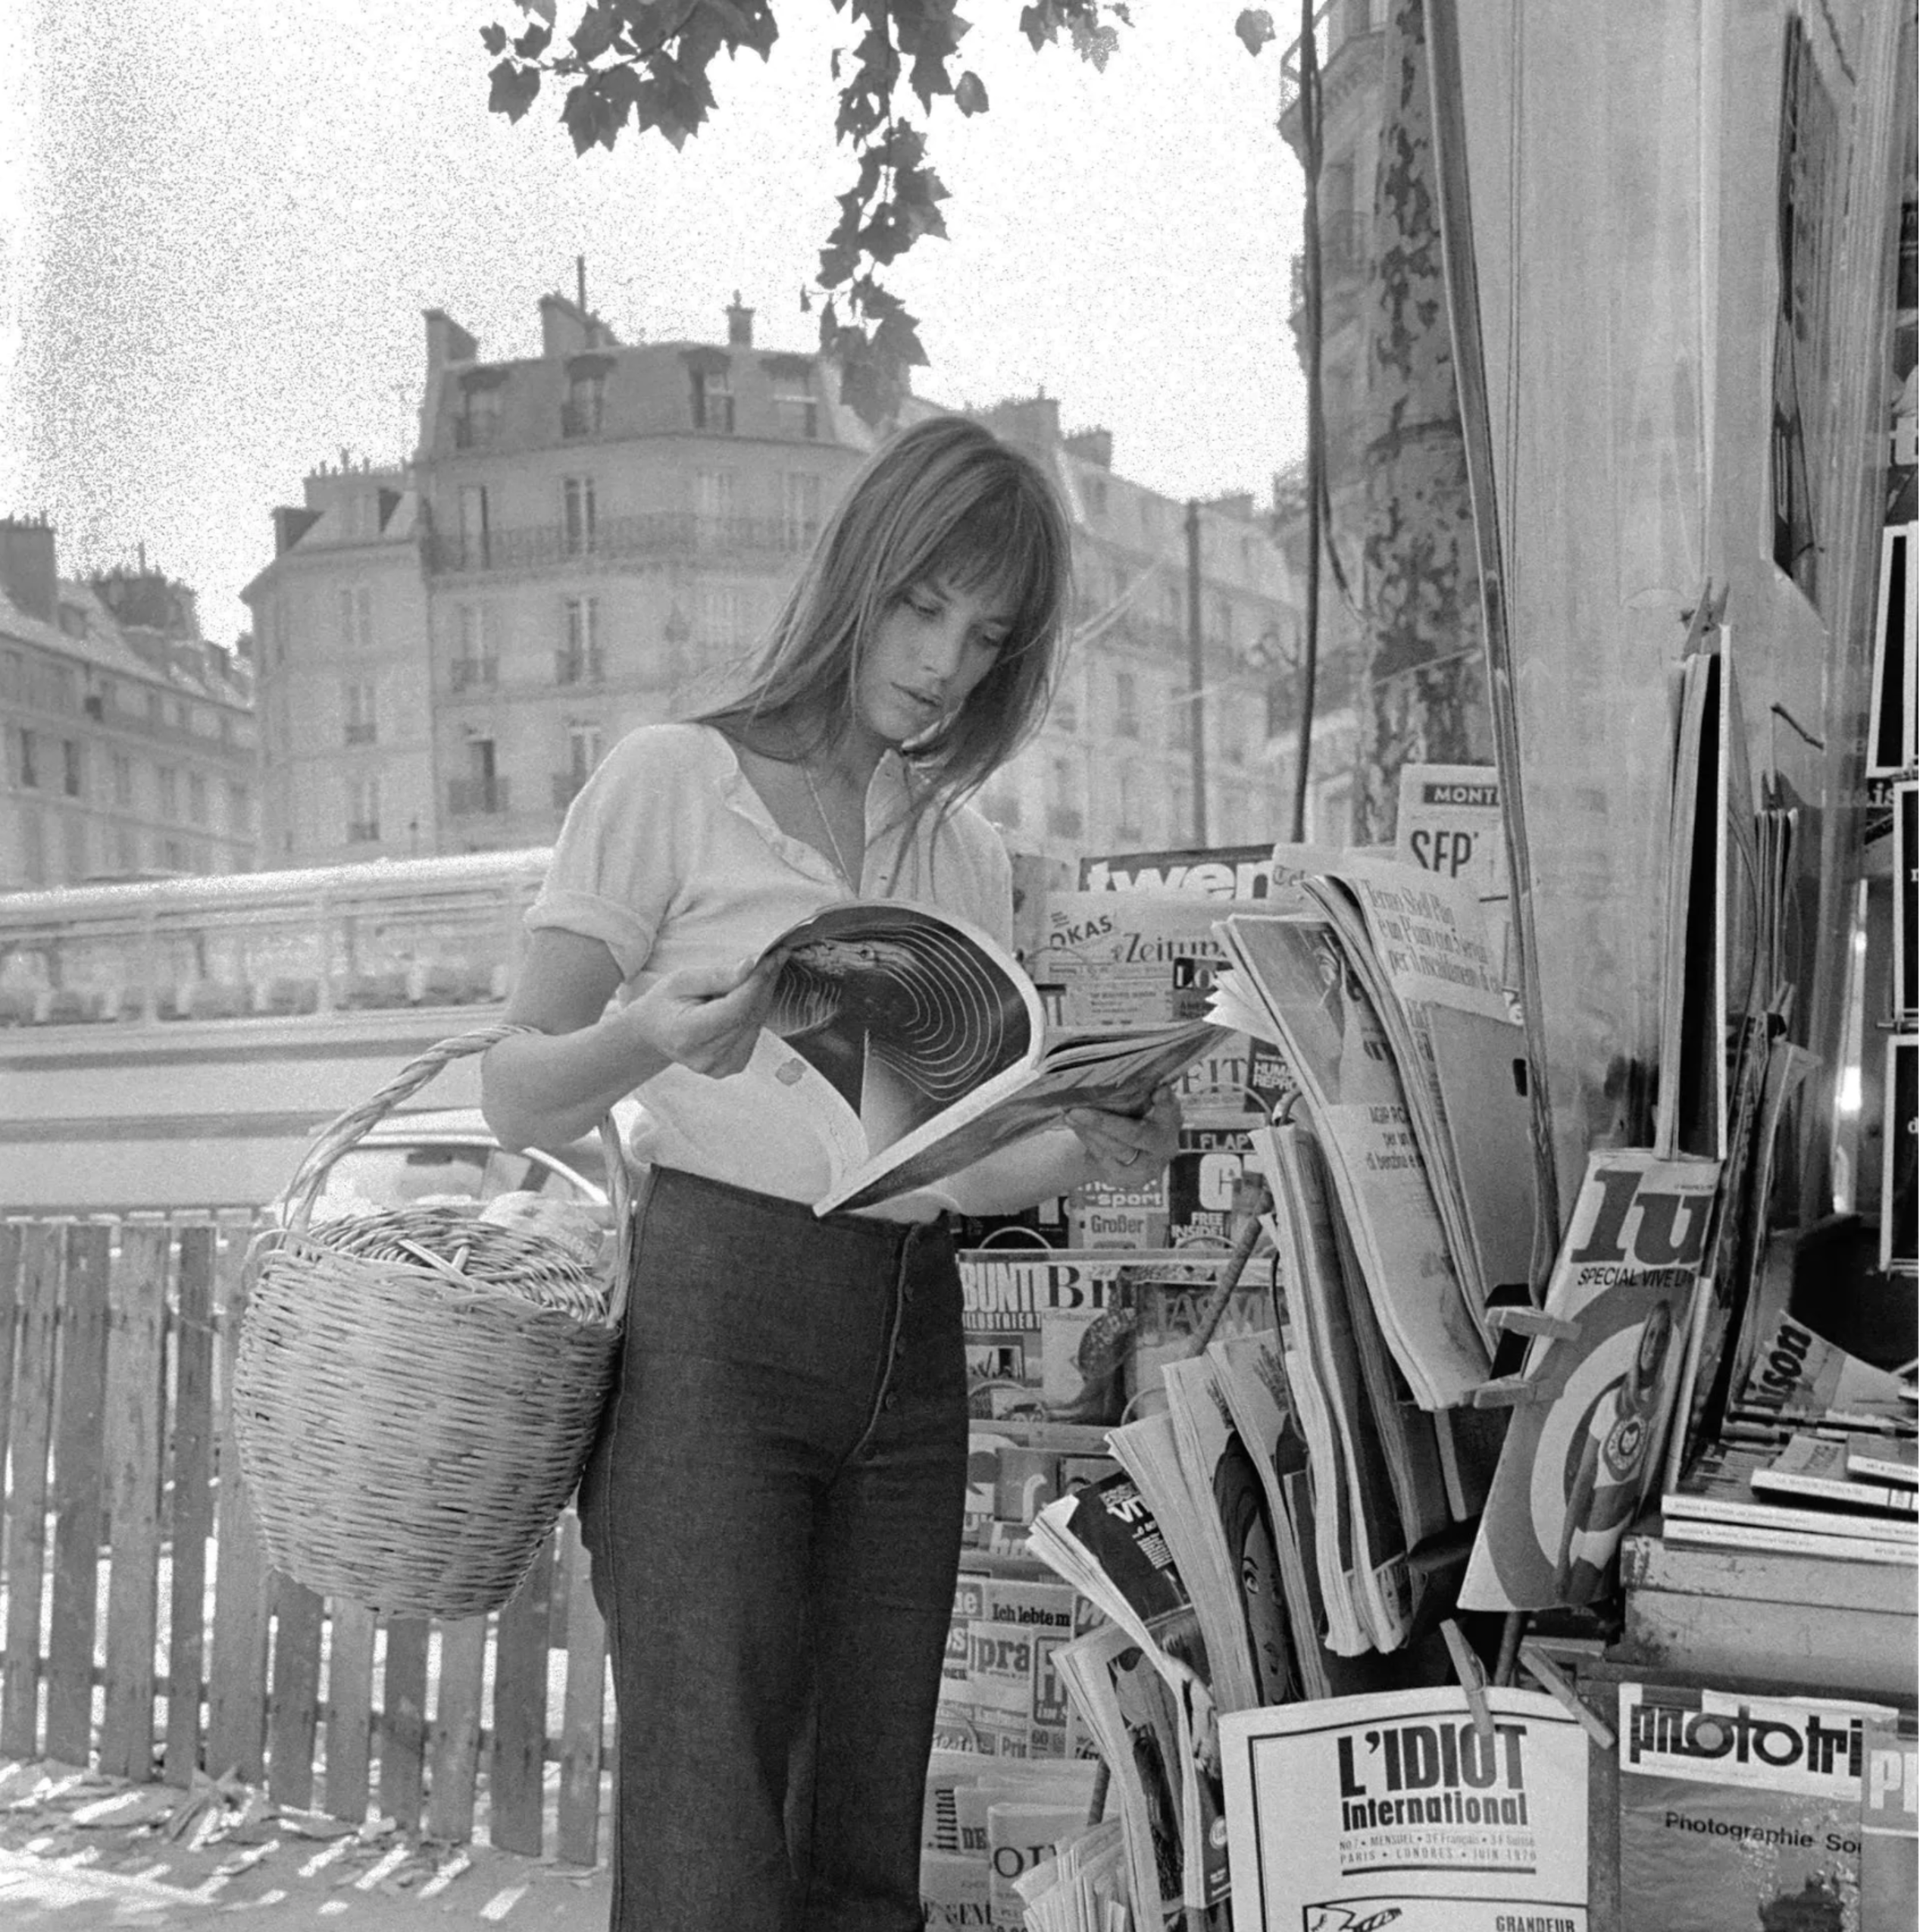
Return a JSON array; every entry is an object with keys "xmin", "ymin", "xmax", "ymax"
[
  {"xmin": 1234, "ymin": 8, "xmax": 1275, "ymax": 55},
  {"xmin": 511, "ymin": 20, "xmax": 552, "ymax": 58},
  {"xmin": 516, "ymin": 0, "xmax": 557, "ymax": 20},
  {"xmin": 955, "ymin": 68, "xmax": 989, "ymax": 114},
  {"xmin": 487, "ymin": 58, "xmax": 543, "ymax": 121},
  {"xmin": 480, "ymin": 23, "xmax": 508, "ymax": 57}
]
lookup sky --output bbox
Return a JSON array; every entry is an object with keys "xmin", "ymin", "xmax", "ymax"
[{"xmin": 0, "ymin": 1, "xmax": 1309, "ymax": 647}]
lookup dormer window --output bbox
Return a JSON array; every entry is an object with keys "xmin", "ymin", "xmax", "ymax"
[
  {"xmin": 564, "ymin": 357, "xmax": 611, "ymax": 439},
  {"xmin": 765, "ymin": 356, "xmax": 818, "ymax": 439},
  {"xmin": 692, "ymin": 365, "xmax": 734, "ymax": 433},
  {"xmin": 455, "ymin": 369, "xmax": 508, "ymax": 449}
]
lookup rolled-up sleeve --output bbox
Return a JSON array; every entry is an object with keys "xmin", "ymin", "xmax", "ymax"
[{"xmin": 525, "ymin": 727, "xmax": 684, "ymax": 981}]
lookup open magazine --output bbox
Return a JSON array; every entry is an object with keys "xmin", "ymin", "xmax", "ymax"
[{"xmin": 730, "ymin": 900, "xmax": 1225, "ymax": 1214}]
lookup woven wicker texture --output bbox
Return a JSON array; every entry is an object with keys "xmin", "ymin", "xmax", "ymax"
[{"xmin": 232, "ymin": 1024, "xmax": 630, "ymax": 1618}]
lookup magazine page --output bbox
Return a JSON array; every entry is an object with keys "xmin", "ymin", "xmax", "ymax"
[
  {"xmin": 765, "ymin": 899, "xmax": 1040, "ymax": 1146},
  {"xmin": 1729, "ymin": 1310, "xmax": 1919, "ymax": 1430},
  {"xmin": 821, "ymin": 1018, "xmax": 1226, "ymax": 1214},
  {"xmin": 1105, "ymin": 1408, "xmax": 1260, "ymax": 1715},
  {"xmin": 1220, "ymin": 1686, "xmax": 1590, "ymax": 1932},
  {"xmin": 1206, "ymin": 1328, "xmax": 1340, "ymax": 1701},
  {"xmin": 1396, "ymin": 761, "xmax": 1514, "ymax": 988},
  {"xmin": 1461, "ymin": 1150, "xmax": 1721, "ymax": 1612},
  {"xmin": 1055, "ymin": 1623, "xmax": 1208, "ymax": 1932},
  {"xmin": 1161, "ymin": 1352, "xmax": 1298, "ymax": 1708},
  {"xmin": 1616, "ymin": 1680, "xmax": 1896, "ymax": 1932}
]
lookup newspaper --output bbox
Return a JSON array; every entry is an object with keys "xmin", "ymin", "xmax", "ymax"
[
  {"xmin": 1259, "ymin": 1122, "xmax": 1415, "ymax": 1653},
  {"xmin": 1298, "ymin": 859, "xmax": 1537, "ymax": 1306},
  {"xmin": 1860, "ymin": 1716, "xmax": 1919, "ymax": 1931},
  {"xmin": 655, "ymin": 899, "xmax": 1224, "ymax": 1215},
  {"xmin": 1616, "ymin": 1680, "xmax": 1898, "ymax": 1932},
  {"xmin": 1220, "ymin": 1686, "xmax": 1590, "ymax": 1931},
  {"xmin": 1214, "ymin": 911, "xmax": 1493, "ymax": 1408},
  {"xmin": 1461, "ymin": 1150, "xmax": 1721, "ymax": 1612}
]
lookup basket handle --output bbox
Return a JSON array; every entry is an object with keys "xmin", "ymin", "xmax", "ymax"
[{"xmin": 277, "ymin": 1021, "xmax": 634, "ymax": 1326}]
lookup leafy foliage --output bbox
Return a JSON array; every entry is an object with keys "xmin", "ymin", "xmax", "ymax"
[{"xmin": 480, "ymin": 2, "xmax": 1266, "ymax": 423}]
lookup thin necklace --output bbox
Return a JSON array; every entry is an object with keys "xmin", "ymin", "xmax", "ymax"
[{"xmin": 802, "ymin": 761, "xmax": 861, "ymax": 890}]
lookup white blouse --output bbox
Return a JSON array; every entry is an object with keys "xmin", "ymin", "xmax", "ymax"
[{"xmin": 526, "ymin": 721, "xmax": 1014, "ymax": 1215}]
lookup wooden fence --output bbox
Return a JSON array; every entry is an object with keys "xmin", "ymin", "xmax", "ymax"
[{"xmin": 0, "ymin": 1214, "xmax": 611, "ymax": 1859}]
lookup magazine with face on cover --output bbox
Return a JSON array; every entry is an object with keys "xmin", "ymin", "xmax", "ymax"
[{"xmin": 697, "ymin": 899, "xmax": 1227, "ymax": 1215}]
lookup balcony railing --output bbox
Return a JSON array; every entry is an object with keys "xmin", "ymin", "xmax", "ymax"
[
  {"xmin": 426, "ymin": 514, "xmax": 821, "ymax": 576},
  {"xmin": 343, "ymin": 721, "xmax": 377, "ymax": 746},
  {"xmin": 449, "ymin": 656, "xmax": 498, "ymax": 692},
  {"xmin": 1279, "ymin": 0, "xmax": 1392, "ymax": 118},
  {"xmin": 448, "ymin": 777, "xmax": 510, "ymax": 818}
]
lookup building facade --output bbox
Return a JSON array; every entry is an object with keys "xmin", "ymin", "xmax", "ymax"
[
  {"xmin": 965, "ymin": 398, "xmax": 1315, "ymax": 861},
  {"xmin": 246, "ymin": 294, "xmax": 874, "ymax": 863},
  {"xmin": 0, "ymin": 519, "xmax": 257, "ymax": 889},
  {"xmin": 247, "ymin": 291, "xmax": 1312, "ymax": 868}
]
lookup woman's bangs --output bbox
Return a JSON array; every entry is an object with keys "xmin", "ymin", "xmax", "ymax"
[{"xmin": 919, "ymin": 486, "xmax": 1059, "ymax": 647}]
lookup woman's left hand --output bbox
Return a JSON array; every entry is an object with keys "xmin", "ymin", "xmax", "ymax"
[{"xmin": 1065, "ymin": 1083, "xmax": 1183, "ymax": 1187}]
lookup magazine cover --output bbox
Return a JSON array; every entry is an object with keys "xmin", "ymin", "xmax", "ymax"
[
  {"xmin": 1616, "ymin": 1680, "xmax": 1899, "ymax": 1932},
  {"xmin": 1461, "ymin": 1150, "xmax": 1720, "ymax": 1612},
  {"xmin": 1731, "ymin": 1310, "xmax": 1918, "ymax": 1430},
  {"xmin": 1860, "ymin": 1716, "xmax": 1918, "ymax": 1931},
  {"xmin": 1219, "ymin": 1686, "xmax": 1589, "ymax": 1931}
]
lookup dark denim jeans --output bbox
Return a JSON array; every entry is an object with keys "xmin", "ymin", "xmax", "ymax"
[{"xmin": 578, "ymin": 1165, "xmax": 968, "ymax": 1931}]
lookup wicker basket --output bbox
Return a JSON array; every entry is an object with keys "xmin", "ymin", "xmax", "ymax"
[{"xmin": 231, "ymin": 1024, "xmax": 630, "ymax": 1619}]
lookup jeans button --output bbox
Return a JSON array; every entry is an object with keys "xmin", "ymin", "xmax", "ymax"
[{"xmin": 883, "ymin": 1391, "xmax": 901, "ymax": 1411}]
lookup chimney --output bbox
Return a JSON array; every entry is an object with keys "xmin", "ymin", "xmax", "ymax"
[
  {"xmin": 1065, "ymin": 427, "xmax": 1113, "ymax": 470},
  {"xmin": 980, "ymin": 393, "xmax": 1061, "ymax": 455},
  {"xmin": 424, "ymin": 308, "xmax": 478, "ymax": 372},
  {"xmin": 540, "ymin": 293, "xmax": 595, "ymax": 361},
  {"xmin": 0, "ymin": 516, "xmax": 58, "ymax": 623},
  {"xmin": 727, "ymin": 292, "xmax": 755, "ymax": 348}
]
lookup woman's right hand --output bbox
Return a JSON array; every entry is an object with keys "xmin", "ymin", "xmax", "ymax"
[{"xmin": 618, "ymin": 952, "xmax": 786, "ymax": 1079}]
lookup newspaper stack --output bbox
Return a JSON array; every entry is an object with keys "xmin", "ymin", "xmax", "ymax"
[{"xmin": 1207, "ymin": 855, "xmax": 1537, "ymax": 1407}]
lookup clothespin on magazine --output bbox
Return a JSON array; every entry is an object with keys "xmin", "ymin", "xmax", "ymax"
[
  {"xmin": 1516, "ymin": 1637, "xmax": 1615, "ymax": 1752},
  {"xmin": 1486, "ymin": 1306, "xmax": 1581, "ymax": 1344},
  {"xmin": 1439, "ymin": 1620, "xmax": 1494, "ymax": 1749},
  {"xmin": 1468, "ymin": 1367, "xmax": 1571, "ymax": 1409}
]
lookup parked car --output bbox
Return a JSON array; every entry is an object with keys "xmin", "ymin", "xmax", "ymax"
[{"xmin": 311, "ymin": 1105, "xmax": 627, "ymax": 1218}]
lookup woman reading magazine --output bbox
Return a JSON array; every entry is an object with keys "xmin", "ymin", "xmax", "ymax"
[{"xmin": 480, "ymin": 414, "xmax": 1179, "ymax": 1932}]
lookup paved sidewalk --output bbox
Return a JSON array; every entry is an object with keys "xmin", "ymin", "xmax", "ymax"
[{"xmin": 0, "ymin": 1764, "xmax": 611, "ymax": 1931}]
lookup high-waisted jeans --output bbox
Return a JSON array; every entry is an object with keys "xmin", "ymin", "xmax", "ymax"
[{"xmin": 577, "ymin": 1165, "xmax": 968, "ymax": 1931}]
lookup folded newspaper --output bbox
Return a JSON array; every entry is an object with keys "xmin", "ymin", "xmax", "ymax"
[{"xmin": 669, "ymin": 900, "xmax": 1227, "ymax": 1214}]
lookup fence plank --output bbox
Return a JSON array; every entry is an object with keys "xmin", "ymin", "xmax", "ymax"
[
  {"xmin": 377, "ymin": 1618, "xmax": 430, "ymax": 1833},
  {"xmin": 98, "ymin": 1221, "xmax": 170, "ymax": 1780},
  {"xmin": 2, "ymin": 1222, "xmax": 64, "ymax": 1759},
  {"xmin": 427, "ymin": 1616, "xmax": 489, "ymax": 1844},
  {"xmin": 324, "ymin": 1601, "xmax": 377, "ymax": 1824},
  {"xmin": 489, "ymin": 1532, "xmax": 555, "ymax": 1855},
  {"xmin": 163, "ymin": 1221, "xmax": 217, "ymax": 1786},
  {"xmin": 207, "ymin": 1215, "xmax": 271, "ymax": 1780},
  {"xmin": 0, "ymin": 1224, "xmax": 23, "ymax": 1581},
  {"xmin": 554, "ymin": 1513, "xmax": 606, "ymax": 1868},
  {"xmin": 267, "ymin": 1580, "xmax": 325, "ymax": 1810},
  {"xmin": 45, "ymin": 1222, "xmax": 111, "ymax": 1765}
]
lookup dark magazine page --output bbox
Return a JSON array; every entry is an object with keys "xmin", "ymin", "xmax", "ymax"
[
  {"xmin": 763, "ymin": 901, "xmax": 1037, "ymax": 1150},
  {"xmin": 824, "ymin": 1022, "xmax": 1220, "ymax": 1213}
]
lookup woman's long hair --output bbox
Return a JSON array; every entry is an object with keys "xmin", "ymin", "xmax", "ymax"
[{"xmin": 692, "ymin": 414, "xmax": 1071, "ymax": 818}]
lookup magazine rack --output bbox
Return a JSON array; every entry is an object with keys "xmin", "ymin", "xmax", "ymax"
[{"xmin": 231, "ymin": 1023, "xmax": 630, "ymax": 1619}]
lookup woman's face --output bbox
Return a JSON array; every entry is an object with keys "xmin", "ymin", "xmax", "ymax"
[{"xmin": 852, "ymin": 576, "xmax": 1012, "ymax": 751}]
